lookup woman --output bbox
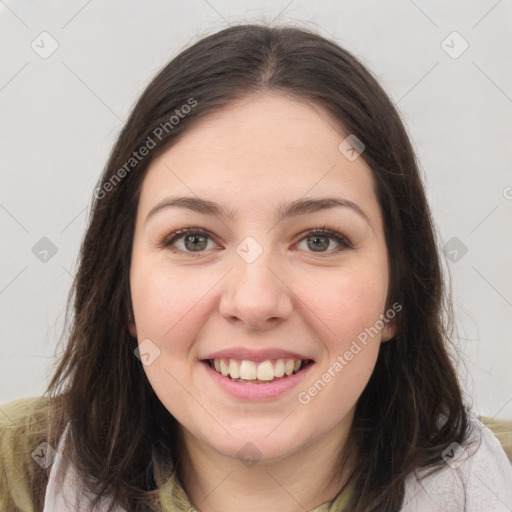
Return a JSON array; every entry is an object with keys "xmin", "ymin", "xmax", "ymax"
[{"xmin": 1, "ymin": 24, "xmax": 511, "ymax": 512}]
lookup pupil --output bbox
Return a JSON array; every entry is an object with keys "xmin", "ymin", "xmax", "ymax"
[
  {"xmin": 308, "ymin": 236, "xmax": 328, "ymax": 252},
  {"xmin": 185, "ymin": 234, "xmax": 207, "ymax": 251}
]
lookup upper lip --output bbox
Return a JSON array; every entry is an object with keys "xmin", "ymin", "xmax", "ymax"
[{"xmin": 201, "ymin": 348, "xmax": 313, "ymax": 363}]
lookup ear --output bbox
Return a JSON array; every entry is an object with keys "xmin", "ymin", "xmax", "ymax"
[
  {"xmin": 129, "ymin": 321, "xmax": 138, "ymax": 339},
  {"xmin": 381, "ymin": 321, "xmax": 396, "ymax": 343}
]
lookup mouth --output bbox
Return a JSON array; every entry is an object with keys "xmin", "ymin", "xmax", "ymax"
[{"xmin": 202, "ymin": 357, "xmax": 315, "ymax": 384}]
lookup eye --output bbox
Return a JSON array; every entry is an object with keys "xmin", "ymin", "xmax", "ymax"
[
  {"xmin": 161, "ymin": 226, "xmax": 352, "ymax": 256},
  {"xmin": 161, "ymin": 228, "xmax": 220, "ymax": 254},
  {"xmin": 295, "ymin": 228, "xmax": 352, "ymax": 254}
]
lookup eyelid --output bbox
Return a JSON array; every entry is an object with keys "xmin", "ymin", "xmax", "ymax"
[
  {"xmin": 293, "ymin": 227, "xmax": 352, "ymax": 250},
  {"xmin": 160, "ymin": 226, "xmax": 352, "ymax": 254},
  {"xmin": 160, "ymin": 227, "xmax": 220, "ymax": 252}
]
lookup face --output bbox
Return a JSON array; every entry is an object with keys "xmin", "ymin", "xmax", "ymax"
[{"xmin": 129, "ymin": 92, "xmax": 395, "ymax": 464}]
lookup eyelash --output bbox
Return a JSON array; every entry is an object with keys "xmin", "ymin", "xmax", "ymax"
[{"xmin": 160, "ymin": 226, "xmax": 352, "ymax": 256}]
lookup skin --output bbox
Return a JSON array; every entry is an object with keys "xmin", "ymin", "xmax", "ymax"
[{"xmin": 129, "ymin": 92, "xmax": 396, "ymax": 512}]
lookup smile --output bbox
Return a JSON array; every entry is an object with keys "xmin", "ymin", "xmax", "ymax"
[{"xmin": 207, "ymin": 358, "xmax": 314, "ymax": 384}]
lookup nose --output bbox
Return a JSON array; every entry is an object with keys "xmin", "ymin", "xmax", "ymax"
[{"xmin": 219, "ymin": 252, "xmax": 294, "ymax": 330}]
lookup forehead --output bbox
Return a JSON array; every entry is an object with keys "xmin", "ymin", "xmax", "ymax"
[{"xmin": 139, "ymin": 92, "xmax": 380, "ymax": 224}]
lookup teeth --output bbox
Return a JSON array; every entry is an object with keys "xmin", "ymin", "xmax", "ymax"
[
  {"xmin": 256, "ymin": 360, "xmax": 274, "ymax": 381},
  {"xmin": 274, "ymin": 359, "xmax": 285, "ymax": 378},
  {"xmin": 210, "ymin": 357, "xmax": 308, "ymax": 382},
  {"xmin": 228, "ymin": 359, "xmax": 240, "ymax": 379},
  {"xmin": 220, "ymin": 359, "xmax": 229, "ymax": 377},
  {"xmin": 239, "ymin": 360, "xmax": 257, "ymax": 380}
]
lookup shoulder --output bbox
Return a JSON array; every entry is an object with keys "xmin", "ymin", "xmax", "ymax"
[
  {"xmin": 0, "ymin": 396, "xmax": 54, "ymax": 512},
  {"xmin": 401, "ymin": 413, "xmax": 512, "ymax": 511}
]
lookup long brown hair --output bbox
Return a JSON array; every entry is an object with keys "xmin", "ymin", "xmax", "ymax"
[{"xmin": 42, "ymin": 24, "xmax": 470, "ymax": 511}]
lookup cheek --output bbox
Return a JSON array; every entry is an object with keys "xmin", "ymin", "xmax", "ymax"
[
  {"xmin": 130, "ymin": 264, "xmax": 216, "ymax": 410},
  {"xmin": 297, "ymin": 270, "xmax": 385, "ymax": 413},
  {"xmin": 130, "ymin": 262, "xmax": 218, "ymax": 343},
  {"xmin": 299, "ymin": 264, "xmax": 389, "ymax": 348}
]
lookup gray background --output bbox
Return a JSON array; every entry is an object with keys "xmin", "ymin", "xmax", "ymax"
[{"xmin": 1, "ymin": 0, "xmax": 511, "ymax": 420}]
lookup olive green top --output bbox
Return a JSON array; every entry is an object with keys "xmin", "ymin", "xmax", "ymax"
[{"xmin": 0, "ymin": 397, "xmax": 353, "ymax": 512}]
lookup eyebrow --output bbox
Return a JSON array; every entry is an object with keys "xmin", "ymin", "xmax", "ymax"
[{"xmin": 146, "ymin": 195, "xmax": 372, "ymax": 229}]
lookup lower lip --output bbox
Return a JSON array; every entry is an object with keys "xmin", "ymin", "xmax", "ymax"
[{"xmin": 201, "ymin": 360, "xmax": 314, "ymax": 400}]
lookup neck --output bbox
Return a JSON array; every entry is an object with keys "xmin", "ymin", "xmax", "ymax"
[{"xmin": 176, "ymin": 422, "xmax": 353, "ymax": 512}]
